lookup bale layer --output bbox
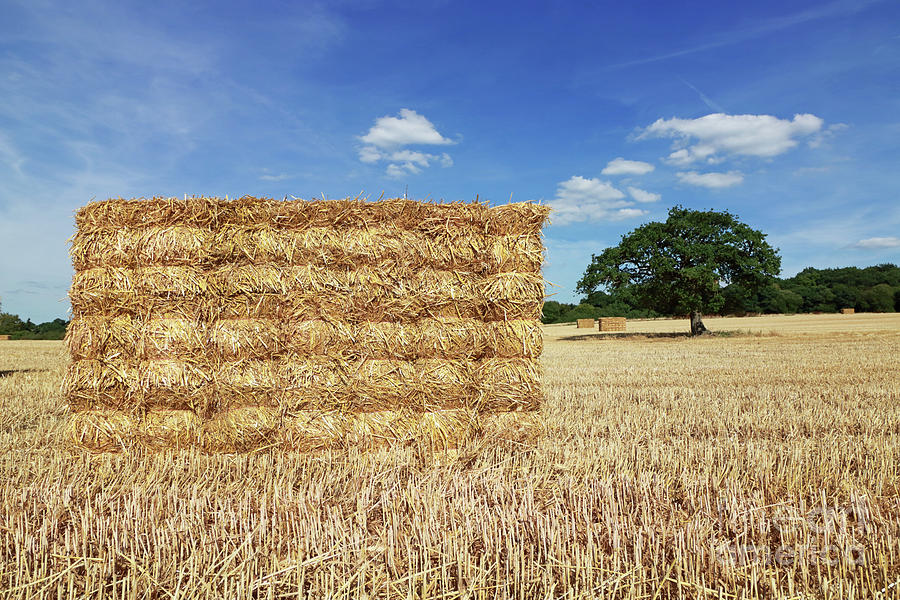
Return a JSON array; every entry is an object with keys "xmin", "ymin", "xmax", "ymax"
[
  {"xmin": 75, "ymin": 197, "xmax": 548, "ymax": 236},
  {"xmin": 67, "ymin": 407, "xmax": 542, "ymax": 452},
  {"xmin": 63, "ymin": 358, "xmax": 541, "ymax": 414},
  {"xmin": 72, "ymin": 226, "xmax": 543, "ymax": 274},
  {"xmin": 67, "ymin": 317, "xmax": 542, "ymax": 360}
]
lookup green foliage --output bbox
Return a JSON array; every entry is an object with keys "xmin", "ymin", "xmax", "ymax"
[
  {"xmin": 0, "ymin": 313, "xmax": 28, "ymax": 334},
  {"xmin": 859, "ymin": 283, "xmax": 896, "ymax": 313},
  {"xmin": 576, "ymin": 206, "xmax": 781, "ymax": 317},
  {"xmin": 0, "ymin": 313, "xmax": 68, "ymax": 340},
  {"xmin": 759, "ymin": 284, "xmax": 804, "ymax": 315},
  {"xmin": 721, "ymin": 264, "xmax": 900, "ymax": 315}
]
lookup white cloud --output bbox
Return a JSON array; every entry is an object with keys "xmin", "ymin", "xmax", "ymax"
[
  {"xmin": 601, "ymin": 157, "xmax": 654, "ymax": 176},
  {"xmin": 358, "ymin": 146, "xmax": 382, "ymax": 163},
  {"xmin": 385, "ymin": 163, "xmax": 411, "ymax": 179},
  {"xmin": 357, "ymin": 109, "xmax": 456, "ymax": 177},
  {"xmin": 0, "ymin": 131, "xmax": 25, "ymax": 175},
  {"xmin": 360, "ymin": 108, "xmax": 453, "ymax": 148},
  {"xmin": 627, "ymin": 186, "xmax": 660, "ymax": 203},
  {"xmin": 792, "ymin": 166, "xmax": 832, "ymax": 176},
  {"xmin": 389, "ymin": 149, "xmax": 432, "ymax": 168},
  {"xmin": 853, "ymin": 237, "xmax": 900, "ymax": 249},
  {"xmin": 676, "ymin": 170, "xmax": 744, "ymax": 188},
  {"xmin": 259, "ymin": 172, "xmax": 292, "ymax": 182},
  {"xmin": 550, "ymin": 176, "xmax": 648, "ymax": 225},
  {"xmin": 809, "ymin": 123, "xmax": 849, "ymax": 148},
  {"xmin": 641, "ymin": 113, "xmax": 824, "ymax": 165},
  {"xmin": 382, "ymin": 150, "xmax": 454, "ymax": 179}
]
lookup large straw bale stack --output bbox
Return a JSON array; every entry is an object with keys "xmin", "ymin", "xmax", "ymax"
[
  {"xmin": 840, "ymin": 308, "xmax": 855, "ymax": 315},
  {"xmin": 575, "ymin": 318, "xmax": 594, "ymax": 329},
  {"xmin": 599, "ymin": 317, "xmax": 626, "ymax": 332},
  {"xmin": 65, "ymin": 196, "xmax": 549, "ymax": 451}
]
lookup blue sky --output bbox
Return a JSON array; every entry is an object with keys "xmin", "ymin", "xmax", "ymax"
[{"xmin": 1, "ymin": 0, "xmax": 899, "ymax": 322}]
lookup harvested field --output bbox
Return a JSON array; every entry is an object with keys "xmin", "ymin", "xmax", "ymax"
[
  {"xmin": 2, "ymin": 315, "xmax": 900, "ymax": 598},
  {"xmin": 552, "ymin": 311, "xmax": 900, "ymax": 335}
]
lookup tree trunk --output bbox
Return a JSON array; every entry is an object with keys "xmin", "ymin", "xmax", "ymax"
[{"xmin": 690, "ymin": 310, "xmax": 708, "ymax": 336}]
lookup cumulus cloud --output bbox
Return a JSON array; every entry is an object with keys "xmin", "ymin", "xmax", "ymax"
[
  {"xmin": 676, "ymin": 170, "xmax": 744, "ymax": 188},
  {"xmin": 357, "ymin": 108, "xmax": 456, "ymax": 177},
  {"xmin": 641, "ymin": 113, "xmax": 824, "ymax": 165},
  {"xmin": 627, "ymin": 186, "xmax": 660, "ymax": 203},
  {"xmin": 853, "ymin": 237, "xmax": 900, "ymax": 249},
  {"xmin": 550, "ymin": 176, "xmax": 648, "ymax": 225},
  {"xmin": 601, "ymin": 157, "xmax": 654, "ymax": 176},
  {"xmin": 360, "ymin": 108, "xmax": 453, "ymax": 148}
]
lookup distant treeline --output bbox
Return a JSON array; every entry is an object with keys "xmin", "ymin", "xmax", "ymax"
[
  {"xmin": 0, "ymin": 314, "xmax": 68, "ymax": 340},
  {"xmin": 544, "ymin": 264, "xmax": 900, "ymax": 324}
]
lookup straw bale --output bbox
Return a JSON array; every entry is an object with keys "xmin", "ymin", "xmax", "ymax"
[
  {"xmin": 75, "ymin": 197, "xmax": 222, "ymax": 230},
  {"xmin": 474, "ymin": 358, "xmax": 542, "ymax": 411},
  {"xmin": 71, "ymin": 226, "xmax": 212, "ymax": 270},
  {"xmin": 207, "ymin": 226, "xmax": 542, "ymax": 273},
  {"xmin": 70, "ymin": 284, "xmax": 542, "ymax": 323},
  {"xmin": 138, "ymin": 318, "xmax": 207, "ymax": 358},
  {"xmin": 201, "ymin": 406, "xmax": 280, "ymax": 452},
  {"xmin": 489, "ymin": 320, "xmax": 543, "ymax": 358},
  {"xmin": 67, "ymin": 196, "xmax": 549, "ymax": 452},
  {"xmin": 208, "ymin": 318, "xmax": 282, "ymax": 359},
  {"xmin": 68, "ymin": 407, "xmax": 485, "ymax": 452},
  {"xmin": 65, "ymin": 315, "xmax": 138, "ymax": 360},
  {"xmin": 75, "ymin": 196, "xmax": 549, "ymax": 236},
  {"xmin": 70, "ymin": 266, "xmax": 208, "ymax": 308},
  {"xmin": 599, "ymin": 317, "xmax": 627, "ymax": 332},
  {"xmin": 66, "ymin": 355, "xmax": 539, "ymax": 414},
  {"xmin": 63, "ymin": 359, "xmax": 133, "ymax": 409},
  {"xmin": 64, "ymin": 359, "xmax": 214, "ymax": 412}
]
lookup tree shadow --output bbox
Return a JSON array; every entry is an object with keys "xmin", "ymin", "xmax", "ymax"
[
  {"xmin": 558, "ymin": 332, "xmax": 692, "ymax": 342},
  {"xmin": 0, "ymin": 369, "xmax": 49, "ymax": 378}
]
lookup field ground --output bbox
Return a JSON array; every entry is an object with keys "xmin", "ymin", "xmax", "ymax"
[
  {"xmin": 548, "ymin": 311, "xmax": 900, "ymax": 335},
  {"xmin": 1, "ymin": 314, "xmax": 899, "ymax": 598}
]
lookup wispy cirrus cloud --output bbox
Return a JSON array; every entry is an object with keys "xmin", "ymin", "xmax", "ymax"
[{"xmin": 600, "ymin": 0, "xmax": 881, "ymax": 70}]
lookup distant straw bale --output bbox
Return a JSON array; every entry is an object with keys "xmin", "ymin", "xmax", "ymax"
[
  {"xmin": 65, "ymin": 196, "xmax": 549, "ymax": 451},
  {"xmin": 599, "ymin": 317, "xmax": 626, "ymax": 332}
]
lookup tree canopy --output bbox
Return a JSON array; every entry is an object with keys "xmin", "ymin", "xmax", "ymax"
[{"xmin": 576, "ymin": 206, "xmax": 781, "ymax": 334}]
